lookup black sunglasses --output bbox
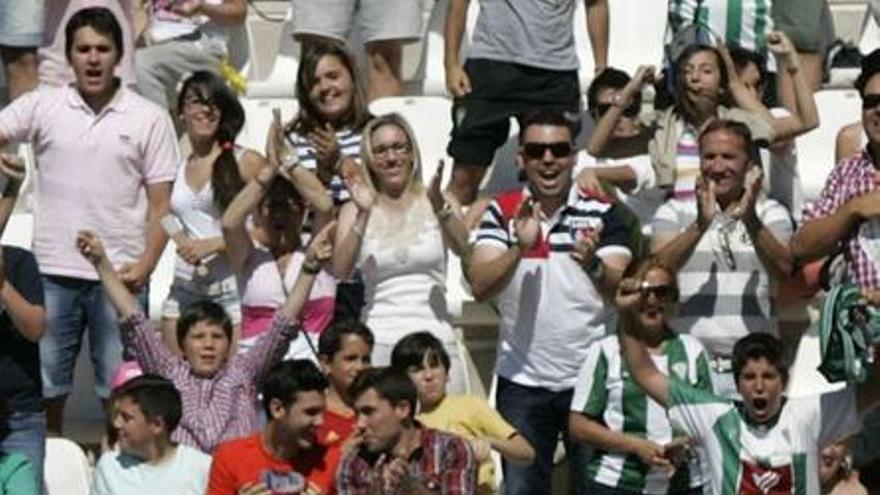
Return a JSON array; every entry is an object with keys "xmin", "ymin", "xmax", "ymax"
[
  {"xmin": 594, "ymin": 101, "xmax": 641, "ymax": 118},
  {"xmin": 639, "ymin": 283, "xmax": 678, "ymax": 303},
  {"xmin": 863, "ymin": 94, "xmax": 880, "ymax": 110},
  {"xmin": 522, "ymin": 141, "xmax": 573, "ymax": 159}
]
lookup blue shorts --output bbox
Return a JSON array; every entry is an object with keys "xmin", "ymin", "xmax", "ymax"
[
  {"xmin": 39, "ymin": 275, "xmax": 148, "ymax": 399},
  {"xmin": 0, "ymin": 0, "xmax": 45, "ymax": 47}
]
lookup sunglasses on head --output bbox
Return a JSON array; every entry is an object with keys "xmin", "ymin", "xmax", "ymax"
[
  {"xmin": 522, "ymin": 141, "xmax": 573, "ymax": 159},
  {"xmin": 863, "ymin": 94, "xmax": 880, "ymax": 110},
  {"xmin": 639, "ymin": 282, "xmax": 678, "ymax": 302},
  {"xmin": 594, "ymin": 101, "xmax": 641, "ymax": 118}
]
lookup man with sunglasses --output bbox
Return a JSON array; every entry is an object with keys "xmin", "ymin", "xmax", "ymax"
[
  {"xmin": 651, "ymin": 119, "xmax": 795, "ymax": 399},
  {"xmin": 468, "ymin": 111, "xmax": 633, "ymax": 494}
]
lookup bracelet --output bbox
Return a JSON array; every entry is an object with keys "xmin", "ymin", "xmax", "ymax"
[{"xmin": 301, "ymin": 260, "xmax": 322, "ymax": 275}]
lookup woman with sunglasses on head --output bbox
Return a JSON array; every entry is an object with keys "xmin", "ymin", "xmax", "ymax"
[
  {"xmin": 160, "ymin": 71, "xmax": 266, "ymax": 353},
  {"xmin": 333, "ymin": 113, "xmax": 473, "ymax": 393},
  {"xmin": 569, "ymin": 257, "xmax": 712, "ymax": 495},
  {"xmin": 221, "ymin": 113, "xmax": 336, "ymax": 358}
]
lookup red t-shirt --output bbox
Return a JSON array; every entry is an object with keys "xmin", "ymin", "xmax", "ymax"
[
  {"xmin": 319, "ymin": 409, "xmax": 356, "ymax": 447},
  {"xmin": 208, "ymin": 433, "xmax": 342, "ymax": 495}
]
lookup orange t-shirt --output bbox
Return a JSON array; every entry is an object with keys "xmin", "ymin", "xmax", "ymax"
[
  {"xmin": 319, "ymin": 409, "xmax": 357, "ymax": 447},
  {"xmin": 207, "ymin": 433, "xmax": 342, "ymax": 495}
]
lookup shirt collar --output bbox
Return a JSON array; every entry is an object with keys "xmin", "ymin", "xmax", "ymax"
[{"xmin": 65, "ymin": 79, "xmax": 127, "ymax": 114}]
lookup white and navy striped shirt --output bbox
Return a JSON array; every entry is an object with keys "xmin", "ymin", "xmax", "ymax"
[
  {"xmin": 284, "ymin": 127, "xmax": 362, "ymax": 205},
  {"xmin": 474, "ymin": 186, "xmax": 633, "ymax": 390}
]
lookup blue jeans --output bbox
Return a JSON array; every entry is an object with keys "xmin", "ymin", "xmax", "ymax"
[
  {"xmin": 39, "ymin": 275, "xmax": 148, "ymax": 399},
  {"xmin": 0, "ymin": 410, "xmax": 46, "ymax": 491},
  {"xmin": 496, "ymin": 376, "xmax": 591, "ymax": 495}
]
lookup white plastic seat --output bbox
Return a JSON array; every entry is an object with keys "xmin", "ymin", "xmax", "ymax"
[
  {"xmin": 236, "ymin": 97, "xmax": 299, "ymax": 154},
  {"xmin": 43, "ymin": 438, "xmax": 92, "ymax": 495}
]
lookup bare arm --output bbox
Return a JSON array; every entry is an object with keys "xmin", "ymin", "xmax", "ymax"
[
  {"xmin": 332, "ymin": 201, "xmax": 370, "ymax": 280},
  {"xmin": 488, "ymin": 433, "xmax": 535, "ymax": 465},
  {"xmin": 739, "ymin": 168, "xmax": 793, "ymax": 279},
  {"xmin": 652, "ymin": 177, "xmax": 714, "ymax": 270},
  {"xmin": 792, "ymin": 192, "xmax": 880, "ymax": 262},
  {"xmin": 766, "ymin": 32, "xmax": 819, "ymax": 141},
  {"xmin": 221, "ymin": 166, "xmax": 273, "ymax": 273},
  {"xmin": 615, "ymin": 286, "xmax": 670, "ymax": 406},
  {"xmin": 119, "ymin": 181, "xmax": 171, "ymax": 290},
  {"xmin": 585, "ymin": 0, "xmax": 609, "ymax": 72},
  {"xmin": 444, "ymin": 0, "xmax": 472, "ymax": 97},
  {"xmin": 180, "ymin": 0, "xmax": 246, "ymax": 26},
  {"xmin": 569, "ymin": 413, "xmax": 670, "ymax": 467},
  {"xmin": 835, "ymin": 123, "xmax": 863, "ymax": 164},
  {"xmin": 428, "ymin": 161, "xmax": 470, "ymax": 258},
  {"xmin": 0, "ymin": 249, "xmax": 45, "ymax": 343},
  {"xmin": 278, "ymin": 222, "xmax": 335, "ymax": 320},
  {"xmin": 586, "ymin": 66, "xmax": 653, "ymax": 156},
  {"xmin": 468, "ymin": 245, "xmax": 523, "ymax": 302},
  {"xmin": 77, "ymin": 231, "xmax": 141, "ymax": 319}
]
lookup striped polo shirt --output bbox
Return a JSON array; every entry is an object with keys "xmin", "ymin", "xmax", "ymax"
[
  {"xmin": 284, "ymin": 127, "xmax": 362, "ymax": 205},
  {"xmin": 474, "ymin": 186, "xmax": 633, "ymax": 390}
]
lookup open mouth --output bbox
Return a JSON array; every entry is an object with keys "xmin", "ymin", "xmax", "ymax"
[{"xmin": 751, "ymin": 397, "xmax": 768, "ymax": 412}]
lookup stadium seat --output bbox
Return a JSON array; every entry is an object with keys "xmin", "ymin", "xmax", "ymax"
[
  {"xmin": 243, "ymin": 5, "xmax": 299, "ymax": 99},
  {"xmin": 44, "ymin": 438, "xmax": 92, "ymax": 495}
]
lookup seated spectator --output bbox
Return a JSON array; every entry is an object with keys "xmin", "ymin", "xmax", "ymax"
[
  {"xmin": 207, "ymin": 359, "xmax": 343, "ymax": 495},
  {"xmin": 316, "ymin": 319, "xmax": 374, "ymax": 445},
  {"xmin": 652, "ymin": 119, "xmax": 794, "ymax": 397},
  {"xmin": 617, "ymin": 280, "xmax": 878, "ymax": 494},
  {"xmin": 569, "ymin": 257, "xmax": 711, "ymax": 495},
  {"xmin": 75, "ymin": 221, "xmax": 337, "ymax": 453},
  {"xmin": 391, "ymin": 332, "xmax": 535, "ymax": 495},
  {"xmin": 337, "ymin": 367, "xmax": 478, "ymax": 494},
  {"xmin": 292, "ymin": 0, "xmax": 420, "ymax": 100},
  {"xmin": 222, "ymin": 116, "xmax": 335, "ymax": 357},
  {"xmin": 160, "ymin": 70, "xmax": 265, "ymax": 352},
  {"xmin": 92, "ymin": 374, "xmax": 211, "ymax": 495},
  {"xmin": 135, "ymin": 0, "xmax": 246, "ymax": 108},
  {"xmin": 0, "ymin": 0, "xmax": 42, "ymax": 99},
  {"xmin": 39, "ymin": 1, "xmax": 137, "ymax": 87},
  {"xmin": 0, "ymin": 450, "xmax": 37, "ymax": 495},
  {"xmin": 0, "ymin": 160, "xmax": 45, "ymax": 491},
  {"xmin": 333, "ymin": 114, "xmax": 472, "ymax": 393},
  {"xmin": 468, "ymin": 110, "xmax": 632, "ymax": 494}
]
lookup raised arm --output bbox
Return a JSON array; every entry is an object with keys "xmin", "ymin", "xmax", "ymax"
[
  {"xmin": 332, "ymin": 166, "xmax": 374, "ymax": 280},
  {"xmin": 586, "ymin": 66, "xmax": 653, "ymax": 156},
  {"xmin": 77, "ymin": 231, "xmax": 141, "ymax": 319},
  {"xmin": 220, "ymin": 165, "xmax": 268, "ymax": 273},
  {"xmin": 444, "ymin": 0, "xmax": 472, "ymax": 97},
  {"xmin": 615, "ymin": 278, "xmax": 670, "ymax": 406},
  {"xmin": 269, "ymin": 111, "xmax": 333, "ymax": 218},
  {"xmin": 172, "ymin": 0, "xmax": 246, "ymax": 26},
  {"xmin": 765, "ymin": 31, "xmax": 819, "ymax": 141},
  {"xmin": 427, "ymin": 160, "xmax": 470, "ymax": 258}
]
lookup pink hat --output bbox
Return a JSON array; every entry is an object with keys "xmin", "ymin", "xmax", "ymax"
[{"xmin": 110, "ymin": 361, "xmax": 144, "ymax": 390}]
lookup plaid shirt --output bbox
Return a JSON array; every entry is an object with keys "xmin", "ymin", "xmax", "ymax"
[
  {"xmin": 336, "ymin": 425, "xmax": 477, "ymax": 495},
  {"xmin": 803, "ymin": 149, "xmax": 880, "ymax": 290},
  {"xmin": 121, "ymin": 310, "xmax": 299, "ymax": 453}
]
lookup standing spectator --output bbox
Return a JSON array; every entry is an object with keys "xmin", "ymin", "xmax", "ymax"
[
  {"xmin": 444, "ymin": 0, "xmax": 609, "ymax": 209},
  {"xmin": 337, "ymin": 367, "xmax": 478, "ymax": 494},
  {"xmin": 207, "ymin": 359, "xmax": 343, "ymax": 495},
  {"xmin": 651, "ymin": 119, "xmax": 794, "ymax": 397},
  {"xmin": 333, "ymin": 113, "xmax": 472, "ymax": 392},
  {"xmin": 772, "ymin": 0, "xmax": 834, "ymax": 95},
  {"xmin": 76, "ymin": 222, "xmax": 337, "ymax": 453},
  {"xmin": 160, "ymin": 70, "xmax": 264, "ymax": 352},
  {"xmin": 0, "ymin": 0, "xmax": 43, "ymax": 99},
  {"xmin": 0, "ymin": 161, "xmax": 45, "ymax": 491},
  {"xmin": 468, "ymin": 111, "xmax": 633, "ymax": 494},
  {"xmin": 0, "ymin": 7, "xmax": 178, "ymax": 435},
  {"xmin": 39, "ymin": 1, "xmax": 137, "ymax": 87},
  {"xmin": 135, "ymin": 0, "xmax": 246, "ymax": 109},
  {"xmin": 569, "ymin": 257, "xmax": 711, "ymax": 495},
  {"xmin": 91, "ymin": 375, "xmax": 211, "ymax": 495},
  {"xmin": 292, "ymin": 0, "xmax": 421, "ymax": 100}
]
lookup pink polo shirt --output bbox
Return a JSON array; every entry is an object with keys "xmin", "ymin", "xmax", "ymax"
[{"xmin": 0, "ymin": 85, "xmax": 178, "ymax": 279}]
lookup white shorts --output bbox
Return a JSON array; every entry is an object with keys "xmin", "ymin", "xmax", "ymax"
[{"xmin": 292, "ymin": 0, "xmax": 422, "ymax": 44}]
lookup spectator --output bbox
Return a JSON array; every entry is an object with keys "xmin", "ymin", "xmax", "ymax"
[
  {"xmin": 337, "ymin": 367, "xmax": 478, "ymax": 494},
  {"xmin": 0, "ymin": 451, "xmax": 37, "ymax": 495},
  {"xmin": 391, "ymin": 331, "xmax": 535, "ymax": 495},
  {"xmin": 772, "ymin": 0, "xmax": 834, "ymax": 95},
  {"xmin": 39, "ymin": 1, "xmax": 137, "ymax": 87},
  {"xmin": 333, "ymin": 113, "xmax": 472, "ymax": 392},
  {"xmin": 221, "ymin": 115, "xmax": 335, "ymax": 358},
  {"xmin": 569, "ymin": 257, "xmax": 711, "ymax": 495},
  {"xmin": 91, "ymin": 374, "xmax": 211, "ymax": 495},
  {"xmin": 444, "ymin": 0, "xmax": 609, "ymax": 209},
  {"xmin": 617, "ymin": 296, "xmax": 875, "ymax": 494},
  {"xmin": 0, "ymin": 7, "xmax": 178, "ymax": 435},
  {"xmin": 468, "ymin": 110, "xmax": 633, "ymax": 494},
  {"xmin": 160, "ymin": 70, "xmax": 264, "ymax": 352},
  {"xmin": 75, "ymin": 221, "xmax": 337, "ymax": 453},
  {"xmin": 651, "ymin": 119, "xmax": 794, "ymax": 397},
  {"xmin": 821, "ymin": 442, "xmax": 868, "ymax": 495},
  {"xmin": 0, "ymin": 161, "xmax": 45, "ymax": 491},
  {"xmin": 207, "ymin": 359, "xmax": 343, "ymax": 495},
  {"xmin": 0, "ymin": 0, "xmax": 43, "ymax": 99},
  {"xmin": 316, "ymin": 319, "xmax": 374, "ymax": 446},
  {"xmin": 135, "ymin": 0, "xmax": 246, "ymax": 109},
  {"xmin": 292, "ymin": 0, "xmax": 421, "ymax": 100}
]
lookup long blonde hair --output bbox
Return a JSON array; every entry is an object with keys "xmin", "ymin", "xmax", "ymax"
[{"xmin": 360, "ymin": 113, "xmax": 424, "ymax": 198}]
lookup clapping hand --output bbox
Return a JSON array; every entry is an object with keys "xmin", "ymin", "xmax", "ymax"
[
  {"xmin": 305, "ymin": 221, "xmax": 336, "ymax": 267},
  {"xmin": 514, "ymin": 197, "xmax": 541, "ymax": 251}
]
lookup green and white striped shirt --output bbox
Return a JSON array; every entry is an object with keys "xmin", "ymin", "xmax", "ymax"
[
  {"xmin": 570, "ymin": 334, "xmax": 712, "ymax": 494},
  {"xmin": 668, "ymin": 380, "xmax": 861, "ymax": 494}
]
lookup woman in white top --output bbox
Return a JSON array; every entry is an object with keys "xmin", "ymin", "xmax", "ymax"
[
  {"xmin": 333, "ymin": 114, "xmax": 472, "ymax": 392},
  {"xmin": 160, "ymin": 71, "xmax": 263, "ymax": 352}
]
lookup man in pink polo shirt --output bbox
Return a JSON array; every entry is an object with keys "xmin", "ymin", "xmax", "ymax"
[{"xmin": 0, "ymin": 7, "xmax": 177, "ymax": 434}]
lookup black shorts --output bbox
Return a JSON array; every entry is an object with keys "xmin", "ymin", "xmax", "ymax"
[{"xmin": 447, "ymin": 58, "xmax": 581, "ymax": 167}]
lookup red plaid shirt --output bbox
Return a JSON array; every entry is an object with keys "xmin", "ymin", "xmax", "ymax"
[
  {"xmin": 803, "ymin": 149, "xmax": 880, "ymax": 290},
  {"xmin": 336, "ymin": 425, "xmax": 477, "ymax": 495}
]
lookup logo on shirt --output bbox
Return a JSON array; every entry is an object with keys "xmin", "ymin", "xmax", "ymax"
[
  {"xmin": 739, "ymin": 460, "xmax": 792, "ymax": 494},
  {"xmin": 260, "ymin": 469, "xmax": 306, "ymax": 493}
]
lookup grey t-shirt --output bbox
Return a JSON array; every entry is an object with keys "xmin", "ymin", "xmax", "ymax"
[{"xmin": 468, "ymin": 0, "xmax": 580, "ymax": 71}]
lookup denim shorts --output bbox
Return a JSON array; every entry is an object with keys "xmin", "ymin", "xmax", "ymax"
[
  {"xmin": 0, "ymin": 0, "xmax": 45, "ymax": 46},
  {"xmin": 0, "ymin": 410, "xmax": 45, "ymax": 492},
  {"xmin": 39, "ymin": 275, "xmax": 147, "ymax": 399},
  {"xmin": 161, "ymin": 276, "xmax": 241, "ymax": 324}
]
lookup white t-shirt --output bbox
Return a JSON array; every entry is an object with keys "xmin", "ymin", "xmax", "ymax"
[
  {"xmin": 668, "ymin": 381, "xmax": 860, "ymax": 495},
  {"xmin": 91, "ymin": 444, "xmax": 211, "ymax": 495}
]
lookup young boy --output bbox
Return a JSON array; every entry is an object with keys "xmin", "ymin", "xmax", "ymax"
[
  {"xmin": 75, "ymin": 221, "xmax": 336, "ymax": 452},
  {"xmin": 390, "ymin": 332, "xmax": 535, "ymax": 495},
  {"xmin": 317, "ymin": 319, "xmax": 374, "ymax": 445},
  {"xmin": 92, "ymin": 374, "xmax": 211, "ymax": 495}
]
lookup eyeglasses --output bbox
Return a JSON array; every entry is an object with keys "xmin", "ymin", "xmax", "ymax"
[
  {"xmin": 372, "ymin": 141, "xmax": 412, "ymax": 158},
  {"xmin": 522, "ymin": 141, "xmax": 573, "ymax": 159},
  {"xmin": 863, "ymin": 94, "xmax": 880, "ymax": 110},
  {"xmin": 182, "ymin": 95, "xmax": 218, "ymax": 111},
  {"xmin": 639, "ymin": 282, "xmax": 678, "ymax": 303},
  {"xmin": 594, "ymin": 101, "xmax": 641, "ymax": 118}
]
